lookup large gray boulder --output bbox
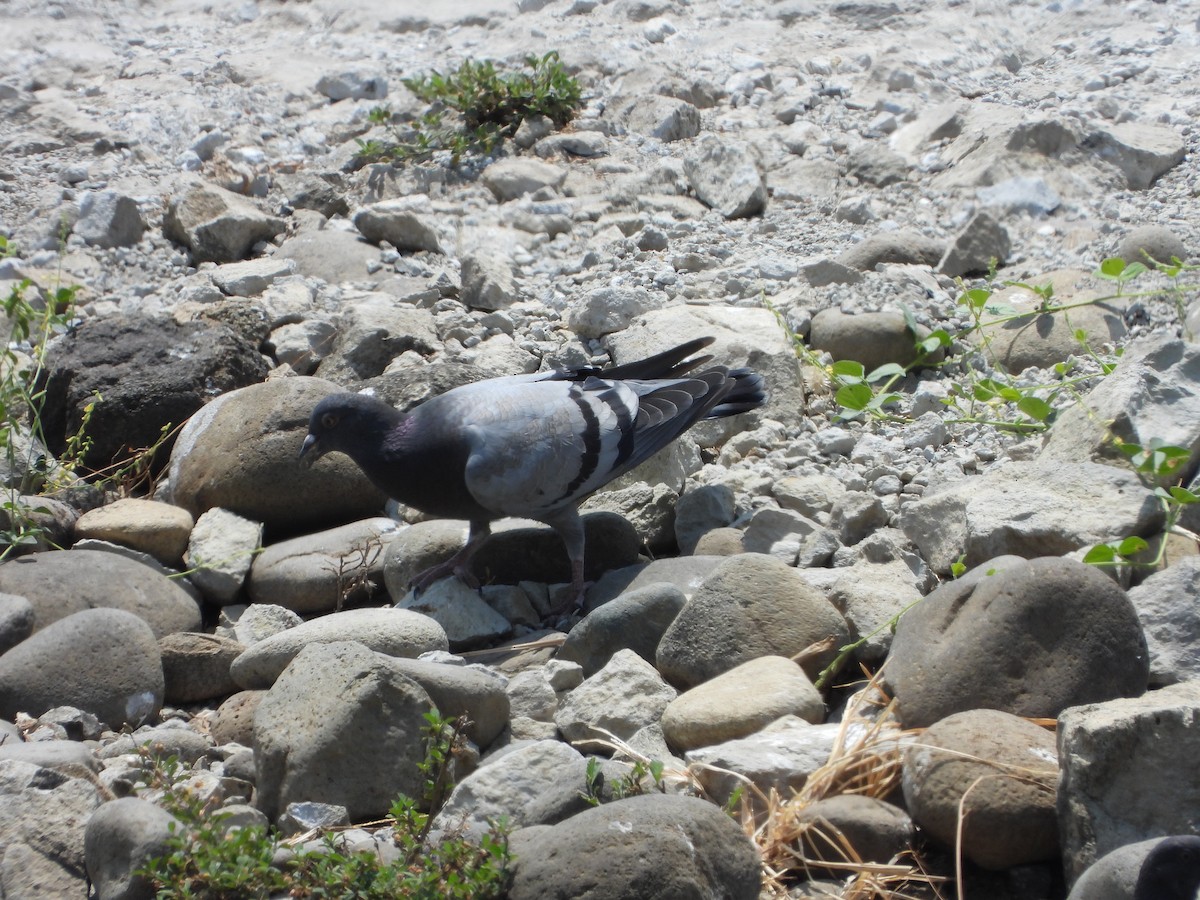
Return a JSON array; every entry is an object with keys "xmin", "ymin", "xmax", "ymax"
[
  {"xmin": 0, "ymin": 548, "xmax": 201, "ymax": 637},
  {"xmin": 0, "ymin": 608, "xmax": 164, "ymax": 728},
  {"xmin": 1057, "ymin": 680, "xmax": 1200, "ymax": 883},
  {"xmin": 40, "ymin": 314, "xmax": 269, "ymax": 471},
  {"xmin": 164, "ymin": 376, "xmax": 387, "ymax": 535},
  {"xmin": 886, "ymin": 557, "xmax": 1148, "ymax": 728},
  {"xmin": 254, "ymin": 641, "xmax": 433, "ymax": 822},
  {"xmin": 507, "ymin": 794, "xmax": 762, "ymax": 900}
]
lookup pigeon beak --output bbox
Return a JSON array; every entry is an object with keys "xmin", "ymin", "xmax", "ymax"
[{"xmin": 298, "ymin": 433, "xmax": 321, "ymax": 466}]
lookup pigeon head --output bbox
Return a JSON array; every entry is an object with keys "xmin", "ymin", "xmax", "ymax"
[{"xmin": 299, "ymin": 392, "xmax": 401, "ymax": 467}]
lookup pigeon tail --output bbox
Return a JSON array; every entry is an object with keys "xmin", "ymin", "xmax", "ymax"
[
  {"xmin": 569, "ymin": 337, "xmax": 716, "ymax": 382},
  {"xmin": 706, "ymin": 368, "xmax": 767, "ymax": 418}
]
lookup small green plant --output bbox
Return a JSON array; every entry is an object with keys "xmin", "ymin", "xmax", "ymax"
[
  {"xmin": 581, "ymin": 755, "xmax": 667, "ymax": 806},
  {"xmin": 1083, "ymin": 437, "xmax": 1199, "ymax": 569},
  {"xmin": 138, "ymin": 710, "xmax": 511, "ymax": 899},
  {"xmin": 815, "ymin": 257, "xmax": 1200, "ymax": 433},
  {"xmin": 1096, "ymin": 256, "xmax": 1148, "ymax": 294},
  {"xmin": 0, "ymin": 236, "xmax": 84, "ymax": 557},
  {"xmin": 357, "ymin": 51, "xmax": 583, "ymax": 165},
  {"xmin": 0, "ymin": 236, "xmax": 180, "ymax": 559},
  {"xmin": 812, "ymin": 595, "xmax": 927, "ymax": 692}
]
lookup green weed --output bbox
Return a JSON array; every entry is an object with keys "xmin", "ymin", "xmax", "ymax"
[
  {"xmin": 137, "ymin": 710, "xmax": 511, "ymax": 899},
  {"xmin": 357, "ymin": 52, "xmax": 583, "ymax": 165},
  {"xmin": 581, "ymin": 754, "xmax": 667, "ymax": 806},
  {"xmin": 0, "ymin": 236, "xmax": 82, "ymax": 557},
  {"xmin": 0, "ymin": 237, "xmax": 179, "ymax": 559},
  {"xmin": 810, "ymin": 258, "xmax": 1199, "ymax": 432},
  {"xmin": 1083, "ymin": 437, "xmax": 1199, "ymax": 569}
]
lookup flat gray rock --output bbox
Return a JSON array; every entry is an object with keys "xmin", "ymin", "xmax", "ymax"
[
  {"xmin": 899, "ymin": 461, "xmax": 1162, "ymax": 575},
  {"xmin": 0, "ymin": 548, "xmax": 201, "ymax": 638},
  {"xmin": 230, "ymin": 606, "xmax": 448, "ymax": 689},
  {"xmin": 809, "ymin": 308, "xmax": 941, "ymax": 374},
  {"xmin": 791, "ymin": 794, "xmax": 914, "ymax": 870},
  {"xmin": 686, "ymin": 717, "xmax": 841, "ymax": 806},
  {"xmin": 684, "ymin": 134, "xmax": 767, "ymax": 219}
]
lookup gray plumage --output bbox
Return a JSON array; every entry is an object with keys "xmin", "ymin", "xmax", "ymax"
[{"xmin": 299, "ymin": 337, "xmax": 765, "ymax": 609}]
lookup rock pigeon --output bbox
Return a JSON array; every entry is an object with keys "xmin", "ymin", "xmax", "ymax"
[{"xmin": 299, "ymin": 337, "xmax": 766, "ymax": 609}]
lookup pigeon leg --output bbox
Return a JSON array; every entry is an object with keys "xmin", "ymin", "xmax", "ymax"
[
  {"xmin": 409, "ymin": 520, "xmax": 491, "ymax": 596},
  {"xmin": 544, "ymin": 509, "xmax": 589, "ymax": 613}
]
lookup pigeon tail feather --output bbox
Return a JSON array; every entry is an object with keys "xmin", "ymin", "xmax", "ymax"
[{"xmin": 706, "ymin": 368, "xmax": 766, "ymax": 418}]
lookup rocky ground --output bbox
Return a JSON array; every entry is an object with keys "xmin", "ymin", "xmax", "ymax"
[{"xmin": 2, "ymin": 0, "xmax": 1200, "ymax": 897}]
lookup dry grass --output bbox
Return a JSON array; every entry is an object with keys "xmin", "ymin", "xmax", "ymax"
[
  {"xmin": 568, "ymin": 668, "xmax": 1058, "ymax": 900},
  {"xmin": 745, "ymin": 674, "xmax": 949, "ymax": 900}
]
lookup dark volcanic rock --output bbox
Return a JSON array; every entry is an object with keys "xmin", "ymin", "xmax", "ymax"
[{"xmin": 40, "ymin": 315, "xmax": 269, "ymax": 471}]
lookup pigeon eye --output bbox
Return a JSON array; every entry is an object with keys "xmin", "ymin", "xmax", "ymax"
[{"xmin": 321, "ymin": 413, "xmax": 338, "ymax": 429}]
